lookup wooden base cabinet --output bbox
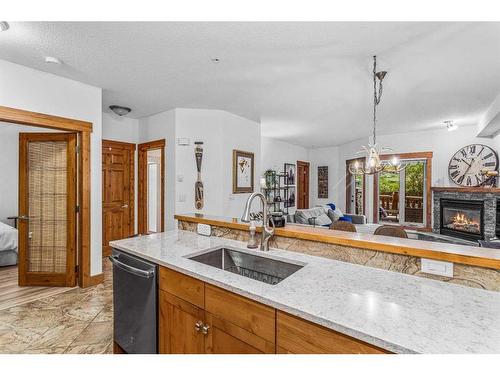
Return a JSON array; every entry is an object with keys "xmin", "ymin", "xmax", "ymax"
[
  {"xmin": 158, "ymin": 267, "xmax": 390, "ymax": 355},
  {"xmin": 158, "ymin": 269, "xmax": 275, "ymax": 354}
]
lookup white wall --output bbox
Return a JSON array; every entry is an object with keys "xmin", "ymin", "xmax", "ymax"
[
  {"xmin": 0, "ymin": 123, "xmax": 59, "ymax": 225},
  {"xmin": 260, "ymin": 136, "xmax": 309, "ymax": 213},
  {"xmin": 0, "ymin": 60, "xmax": 103, "ymax": 276},
  {"xmin": 174, "ymin": 108, "xmax": 260, "ymax": 219},
  {"xmin": 309, "ymin": 146, "xmax": 340, "ymax": 208},
  {"xmin": 139, "ymin": 109, "xmax": 176, "ymax": 231}
]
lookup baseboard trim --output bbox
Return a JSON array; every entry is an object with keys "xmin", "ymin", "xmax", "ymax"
[{"xmin": 88, "ymin": 273, "xmax": 104, "ymax": 286}]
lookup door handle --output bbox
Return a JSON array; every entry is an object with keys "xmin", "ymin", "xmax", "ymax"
[{"xmin": 121, "ymin": 204, "xmax": 129, "ymax": 209}]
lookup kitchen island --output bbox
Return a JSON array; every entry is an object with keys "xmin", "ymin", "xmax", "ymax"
[{"xmin": 110, "ymin": 229, "xmax": 500, "ymax": 354}]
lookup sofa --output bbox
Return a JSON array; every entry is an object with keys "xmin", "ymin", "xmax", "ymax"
[{"xmin": 286, "ymin": 205, "xmax": 367, "ymax": 226}]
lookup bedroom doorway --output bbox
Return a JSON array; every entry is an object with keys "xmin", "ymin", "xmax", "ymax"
[
  {"xmin": 138, "ymin": 139, "xmax": 165, "ymax": 234},
  {"xmin": 0, "ymin": 105, "xmax": 94, "ymax": 290}
]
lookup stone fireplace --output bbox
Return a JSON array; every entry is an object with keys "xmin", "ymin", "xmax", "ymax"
[{"xmin": 432, "ymin": 187, "xmax": 500, "ymax": 241}]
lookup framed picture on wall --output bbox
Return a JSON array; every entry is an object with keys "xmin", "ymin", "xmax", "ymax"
[
  {"xmin": 284, "ymin": 163, "xmax": 296, "ymax": 185},
  {"xmin": 233, "ymin": 150, "xmax": 254, "ymax": 193}
]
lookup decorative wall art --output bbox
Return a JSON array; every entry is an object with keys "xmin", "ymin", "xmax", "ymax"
[
  {"xmin": 233, "ymin": 149, "xmax": 254, "ymax": 193},
  {"xmin": 318, "ymin": 166, "xmax": 329, "ymax": 199},
  {"xmin": 284, "ymin": 163, "xmax": 296, "ymax": 185},
  {"xmin": 194, "ymin": 141, "xmax": 204, "ymax": 209}
]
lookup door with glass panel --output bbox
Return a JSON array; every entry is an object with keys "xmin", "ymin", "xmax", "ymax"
[
  {"xmin": 377, "ymin": 160, "xmax": 426, "ymax": 226},
  {"xmin": 18, "ymin": 133, "xmax": 77, "ymax": 287}
]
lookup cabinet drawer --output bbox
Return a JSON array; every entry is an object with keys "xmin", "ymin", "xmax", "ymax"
[
  {"xmin": 205, "ymin": 285, "xmax": 275, "ymax": 343},
  {"xmin": 277, "ymin": 311, "xmax": 390, "ymax": 354},
  {"xmin": 159, "ymin": 267, "xmax": 204, "ymax": 308}
]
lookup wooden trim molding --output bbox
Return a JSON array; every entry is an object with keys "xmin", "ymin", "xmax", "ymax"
[
  {"xmin": 138, "ymin": 139, "xmax": 166, "ymax": 234},
  {"xmin": 175, "ymin": 213, "xmax": 500, "ymax": 270},
  {"xmin": 345, "ymin": 157, "xmax": 366, "ymax": 215},
  {"xmin": 431, "ymin": 186, "xmax": 500, "ymax": 193},
  {"xmin": 374, "ymin": 151, "xmax": 433, "ymax": 228},
  {"xmin": 0, "ymin": 105, "xmax": 92, "ymax": 133},
  {"xmin": 88, "ymin": 273, "xmax": 104, "ymax": 287},
  {"xmin": 0, "ymin": 105, "xmax": 94, "ymax": 288}
]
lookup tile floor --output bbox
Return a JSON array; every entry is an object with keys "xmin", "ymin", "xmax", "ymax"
[{"xmin": 0, "ymin": 260, "xmax": 113, "ymax": 354}]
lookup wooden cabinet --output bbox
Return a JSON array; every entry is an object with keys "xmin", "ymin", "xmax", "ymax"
[
  {"xmin": 276, "ymin": 311, "xmax": 389, "ymax": 354},
  {"xmin": 159, "ymin": 291, "xmax": 205, "ymax": 354},
  {"xmin": 158, "ymin": 266, "xmax": 391, "ymax": 354},
  {"xmin": 158, "ymin": 268, "xmax": 275, "ymax": 354}
]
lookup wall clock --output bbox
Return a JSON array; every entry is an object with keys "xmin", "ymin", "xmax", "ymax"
[{"xmin": 448, "ymin": 144, "xmax": 498, "ymax": 187}]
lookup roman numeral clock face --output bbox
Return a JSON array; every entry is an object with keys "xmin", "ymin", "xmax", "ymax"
[{"xmin": 448, "ymin": 144, "xmax": 498, "ymax": 187}]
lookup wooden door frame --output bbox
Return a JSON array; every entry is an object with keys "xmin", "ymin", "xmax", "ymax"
[
  {"xmin": 345, "ymin": 157, "xmax": 366, "ymax": 215},
  {"xmin": 373, "ymin": 151, "xmax": 433, "ymax": 229},
  {"xmin": 0, "ymin": 105, "xmax": 94, "ymax": 288},
  {"xmin": 102, "ymin": 139, "xmax": 136, "ymax": 255},
  {"xmin": 296, "ymin": 160, "xmax": 310, "ymax": 209},
  {"xmin": 138, "ymin": 139, "xmax": 165, "ymax": 234},
  {"xmin": 19, "ymin": 133, "xmax": 77, "ymax": 286}
]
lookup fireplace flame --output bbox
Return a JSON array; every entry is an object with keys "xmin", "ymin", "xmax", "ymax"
[{"xmin": 452, "ymin": 213, "xmax": 475, "ymax": 225}]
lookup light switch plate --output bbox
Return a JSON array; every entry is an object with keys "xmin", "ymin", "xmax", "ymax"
[
  {"xmin": 421, "ymin": 258, "xmax": 454, "ymax": 277},
  {"xmin": 197, "ymin": 223, "xmax": 212, "ymax": 237}
]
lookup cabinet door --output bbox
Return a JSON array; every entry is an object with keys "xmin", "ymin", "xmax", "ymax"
[
  {"xmin": 204, "ymin": 313, "xmax": 275, "ymax": 354},
  {"xmin": 159, "ymin": 291, "xmax": 205, "ymax": 354}
]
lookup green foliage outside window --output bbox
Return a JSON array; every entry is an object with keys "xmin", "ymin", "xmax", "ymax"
[{"xmin": 379, "ymin": 162, "xmax": 424, "ymax": 196}]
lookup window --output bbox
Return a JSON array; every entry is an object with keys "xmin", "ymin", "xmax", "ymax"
[{"xmin": 374, "ymin": 152, "xmax": 432, "ymax": 228}]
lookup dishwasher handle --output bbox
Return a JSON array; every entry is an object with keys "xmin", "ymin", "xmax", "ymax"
[{"xmin": 109, "ymin": 255, "xmax": 155, "ymax": 279}]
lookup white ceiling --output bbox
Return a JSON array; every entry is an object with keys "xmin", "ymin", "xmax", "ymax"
[{"xmin": 1, "ymin": 22, "xmax": 499, "ymax": 147}]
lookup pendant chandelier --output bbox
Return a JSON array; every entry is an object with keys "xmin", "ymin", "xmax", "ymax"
[{"xmin": 349, "ymin": 56, "xmax": 405, "ymax": 175}]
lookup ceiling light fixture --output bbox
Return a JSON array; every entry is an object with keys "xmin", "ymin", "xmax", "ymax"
[
  {"xmin": 211, "ymin": 58, "xmax": 220, "ymax": 63},
  {"xmin": 349, "ymin": 56, "xmax": 405, "ymax": 176},
  {"xmin": 0, "ymin": 22, "xmax": 9, "ymax": 32},
  {"xmin": 445, "ymin": 120, "xmax": 457, "ymax": 132},
  {"xmin": 45, "ymin": 56, "xmax": 62, "ymax": 65},
  {"xmin": 109, "ymin": 105, "xmax": 132, "ymax": 117}
]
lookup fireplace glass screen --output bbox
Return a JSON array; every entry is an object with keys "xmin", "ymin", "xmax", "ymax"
[
  {"xmin": 440, "ymin": 199, "xmax": 484, "ymax": 241},
  {"xmin": 442, "ymin": 207, "xmax": 481, "ymax": 235}
]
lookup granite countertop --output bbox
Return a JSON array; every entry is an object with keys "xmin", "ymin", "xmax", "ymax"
[{"xmin": 110, "ymin": 230, "xmax": 500, "ymax": 354}]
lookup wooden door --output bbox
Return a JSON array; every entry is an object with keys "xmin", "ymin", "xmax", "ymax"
[
  {"xmin": 204, "ymin": 313, "xmax": 275, "ymax": 354},
  {"xmin": 159, "ymin": 291, "xmax": 205, "ymax": 354},
  {"xmin": 18, "ymin": 133, "xmax": 77, "ymax": 287},
  {"xmin": 297, "ymin": 161, "xmax": 310, "ymax": 209},
  {"xmin": 102, "ymin": 140, "xmax": 135, "ymax": 258}
]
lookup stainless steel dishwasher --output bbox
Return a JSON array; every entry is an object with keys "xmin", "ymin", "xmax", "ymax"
[{"xmin": 110, "ymin": 249, "xmax": 158, "ymax": 354}]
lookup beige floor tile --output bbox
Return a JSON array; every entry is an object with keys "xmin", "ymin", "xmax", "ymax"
[
  {"xmin": 71, "ymin": 321, "xmax": 113, "ymax": 346},
  {"xmin": 64, "ymin": 341, "xmax": 113, "ymax": 354},
  {"xmin": 26, "ymin": 321, "xmax": 89, "ymax": 350}
]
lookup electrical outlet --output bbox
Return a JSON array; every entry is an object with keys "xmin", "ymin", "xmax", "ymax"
[
  {"xmin": 197, "ymin": 223, "xmax": 212, "ymax": 237},
  {"xmin": 421, "ymin": 258, "xmax": 454, "ymax": 277}
]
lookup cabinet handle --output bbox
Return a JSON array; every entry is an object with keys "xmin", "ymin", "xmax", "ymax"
[
  {"xmin": 195, "ymin": 320, "xmax": 203, "ymax": 332},
  {"xmin": 202, "ymin": 324, "xmax": 210, "ymax": 335}
]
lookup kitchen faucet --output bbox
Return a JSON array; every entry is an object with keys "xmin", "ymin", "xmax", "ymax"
[{"xmin": 241, "ymin": 192, "xmax": 275, "ymax": 251}]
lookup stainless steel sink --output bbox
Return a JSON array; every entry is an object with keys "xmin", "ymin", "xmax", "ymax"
[{"xmin": 187, "ymin": 246, "xmax": 304, "ymax": 285}]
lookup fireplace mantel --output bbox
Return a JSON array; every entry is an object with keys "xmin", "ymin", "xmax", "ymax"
[{"xmin": 431, "ymin": 186, "xmax": 500, "ymax": 194}]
